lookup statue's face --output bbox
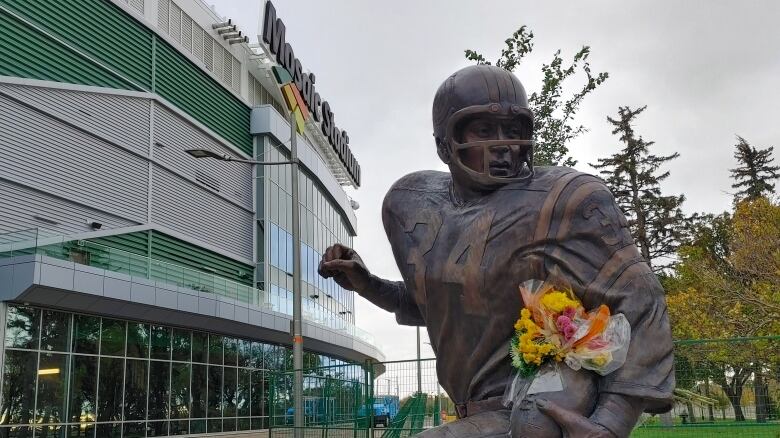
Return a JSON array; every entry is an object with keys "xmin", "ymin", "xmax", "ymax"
[{"xmin": 456, "ymin": 115, "xmax": 530, "ymax": 178}]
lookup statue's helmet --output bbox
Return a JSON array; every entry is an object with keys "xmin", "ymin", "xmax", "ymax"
[{"xmin": 433, "ymin": 65, "xmax": 534, "ymax": 187}]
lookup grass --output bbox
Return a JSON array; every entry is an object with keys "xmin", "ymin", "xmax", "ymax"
[{"xmin": 631, "ymin": 423, "xmax": 780, "ymax": 438}]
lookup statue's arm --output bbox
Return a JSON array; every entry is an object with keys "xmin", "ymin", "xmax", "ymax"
[{"xmin": 359, "ymin": 275, "xmax": 424, "ymax": 326}]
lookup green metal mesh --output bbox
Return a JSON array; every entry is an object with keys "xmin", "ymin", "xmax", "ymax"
[
  {"xmin": 632, "ymin": 336, "xmax": 780, "ymax": 437},
  {"xmin": 269, "ymin": 337, "xmax": 780, "ymax": 437}
]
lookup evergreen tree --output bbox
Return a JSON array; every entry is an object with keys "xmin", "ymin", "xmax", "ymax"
[
  {"xmin": 730, "ymin": 135, "xmax": 780, "ymax": 201},
  {"xmin": 590, "ymin": 106, "xmax": 687, "ymax": 271},
  {"xmin": 465, "ymin": 26, "xmax": 608, "ymax": 167}
]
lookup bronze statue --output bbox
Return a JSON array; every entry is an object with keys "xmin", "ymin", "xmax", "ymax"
[{"xmin": 319, "ymin": 65, "xmax": 674, "ymax": 438}]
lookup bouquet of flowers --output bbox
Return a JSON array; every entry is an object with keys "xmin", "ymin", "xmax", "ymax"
[{"xmin": 510, "ymin": 279, "xmax": 631, "ymax": 379}]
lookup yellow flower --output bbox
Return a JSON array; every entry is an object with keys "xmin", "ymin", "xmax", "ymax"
[
  {"xmin": 540, "ymin": 291, "xmax": 580, "ymax": 313},
  {"xmin": 521, "ymin": 308, "xmax": 531, "ymax": 319},
  {"xmin": 591, "ymin": 352, "xmax": 611, "ymax": 367}
]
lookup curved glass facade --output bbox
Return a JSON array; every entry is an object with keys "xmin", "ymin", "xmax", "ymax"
[
  {"xmin": 262, "ymin": 141, "xmax": 356, "ymax": 328},
  {"xmin": 0, "ymin": 305, "xmax": 365, "ymax": 437}
]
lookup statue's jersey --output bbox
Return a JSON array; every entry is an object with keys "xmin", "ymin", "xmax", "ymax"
[{"xmin": 379, "ymin": 167, "xmax": 674, "ymax": 412}]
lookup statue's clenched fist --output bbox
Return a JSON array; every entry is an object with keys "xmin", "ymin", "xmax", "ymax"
[{"xmin": 318, "ymin": 244, "xmax": 371, "ymax": 293}]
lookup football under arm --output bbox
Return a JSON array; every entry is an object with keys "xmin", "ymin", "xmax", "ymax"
[{"xmin": 357, "ymin": 274, "xmax": 425, "ymax": 326}]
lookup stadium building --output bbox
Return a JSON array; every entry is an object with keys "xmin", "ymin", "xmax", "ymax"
[{"xmin": 0, "ymin": 0, "xmax": 383, "ymax": 436}]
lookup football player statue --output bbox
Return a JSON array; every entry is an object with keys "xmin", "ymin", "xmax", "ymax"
[{"xmin": 319, "ymin": 65, "xmax": 674, "ymax": 438}]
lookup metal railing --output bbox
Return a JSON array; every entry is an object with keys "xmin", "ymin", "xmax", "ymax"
[{"xmin": 0, "ymin": 228, "xmax": 376, "ymax": 346}]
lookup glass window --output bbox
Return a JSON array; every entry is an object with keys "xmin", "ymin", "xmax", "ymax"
[
  {"xmin": 35, "ymin": 352, "xmax": 68, "ymax": 424},
  {"xmin": 192, "ymin": 331, "xmax": 207, "ymax": 363},
  {"xmin": 72, "ymin": 314, "xmax": 100, "ymax": 354},
  {"xmin": 169, "ymin": 419, "xmax": 189, "ymax": 435},
  {"xmin": 207, "ymin": 419, "xmax": 222, "ymax": 433},
  {"xmin": 5, "ymin": 305, "xmax": 39, "ymax": 349},
  {"xmin": 170, "ymin": 362, "xmax": 190, "ymax": 420},
  {"xmin": 40, "ymin": 310, "xmax": 70, "ymax": 352},
  {"xmin": 207, "ymin": 365, "xmax": 223, "ymax": 417},
  {"xmin": 238, "ymin": 339, "xmax": 251, "ymax": 368},
  {"xmin": 209, "ymin": 335, "xmax": 223, "ymax": 365},
  {"xmin": 96, "ymin": 423, "xmax": 122, "ymax": 438},
  {"xmin": 0, "ymin": 349, "xmax": 37, "ymax": 425},
  {"xmin": 100, "ymin": 319, "xmax": 126, "ymax": 356},
  {"xmin": 223, "ymin": 367, "xmax": 237, "ymax": 417},
  {"xmin": 190, "ymin": 419, "xmax": 206, "ymax": 434},
  {"xmin": 270, "ymin": 223, "xmax": 279, "ymax": 268},
  {"xmin": 148, "ymin": 420, "xmax": 169, "ymax": 437},
  {"xmin": 68, "ymin": 354, "xmax": 97, "ymax": 423},
  {"xmin": 151, "ymin": 325, "xmax": 171, "ymax": 360},
  {"xmin": 123, "ymin": 422, "xmax": 145, "ymax": 438},
  {"xmin": 278, "ymin": 228, "xmax": 287, "ymax": 273},
  {"xmin": 97, "ymin": 357, "xmax": 124, "ymax": 422},
  {"xmin": 123, "ymin": 359, "xmax": 148, "ymax": 420},
  {"xmin": 191, "ymin": 364, "xmax": 207, "ymax": 418},
  {"xmin": 126, "ymin": 323, "xmax": 149, "ymax": 358},
  {"xmin": 250, "ymin": 370, "xmax": 264, "ymax": 417},
  {"xmin": 149, "ymin": 360, "xmax": 170, "ymax": 420},
  {"xmin": 223, "ymin": 418, "xmax": 236, "ymax": 432},
  {"xmin": 237, "ymin": 368, "xmax": 251, "ymax": 417},
  {"xmin": 224, "ymin": 337, "xmax": 238, "ymax": 366},
  {"xmin": 172, "ymin": 329, "xmax": 191, "ymax": 362},
  {"xmin": 249, "ymin": 342, "xmax": 263, "ymax": 369}
]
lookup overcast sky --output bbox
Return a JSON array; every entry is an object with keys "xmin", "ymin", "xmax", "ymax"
[{"xmin": 209, "ymin": 0, "xmax": 780, "ymax": 361}]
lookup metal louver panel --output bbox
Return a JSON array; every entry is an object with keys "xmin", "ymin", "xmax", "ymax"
[
  {"xmin": 212, "ymin": 44, "xmax": 224, "ymax": 82},
  {"xmin": 151, "ymin": 165, "xmax": 253, "ymax": 260},
  {"xmin": 153, "ymin": 105, "xmax": 252, "ymax": 208},
  {"xmin": 192, "ymin": 24, "xmax": 204, "ymax": 63},
  {"xmin": 1, "ymin": 0, "xmax": 153, "ymax": 89},
  {"xmin": 169, "ymin": 2, "xmax": 181, "ymax": 43},
  {"xmin": 128, "ymin": 0, "xmax": 143, "ymax": 15},
  {"xmin": 0, "ymin": 179, "xmax": 138, "ymax": 236},
  {"xmin": 202, "ymin": 31, "xmax": 213, "ymax": 71},
  {"xmin": 232, "ymin": 57, "xmax": 241, "ymax": 93},
  {"xmin": 157, "ymin": 0, "xmax": 169, "ymax": 33},
  {"xmin": 181, "ymin": 12, "xmax": 193, "ymax": 53},
  {"xmin": 0, "ymin": 82, "xmax": 150, "ymax": 156},
  {"xmin": 0, "ymin": 94, "xmax": 149, "ymax": 222}
]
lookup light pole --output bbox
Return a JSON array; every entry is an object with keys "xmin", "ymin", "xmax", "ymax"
[
  {"xmin": 186, "ymin": 113, "xmax": 304, "ymax": 436},
  {"xmin": 416, "ymin": 327, "xmax": 422, "ymax": 396}
]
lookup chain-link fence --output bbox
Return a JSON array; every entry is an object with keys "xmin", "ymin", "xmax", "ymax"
[
  {"xmin": 270, "ymin": 337, "xmax": 780, "ymax": 437},
  {"xmin": 632, "ymin": 336, "xmax": 780, "ymax": 437}
]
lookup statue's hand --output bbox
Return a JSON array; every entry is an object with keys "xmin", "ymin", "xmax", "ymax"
[
  {"xmin": 536, "ymin": 399, "xmax": 616, "ymax": 438},
  {"xmin": 318, "ymin": 244, "xmax": 371, "ymax": 292}
]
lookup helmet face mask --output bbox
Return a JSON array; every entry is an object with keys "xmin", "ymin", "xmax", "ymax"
[
  {"xmin": 446, "ymin": 103, "xmax": 534, "ymax": 188},
  {"xmin": 433, "ymin": 65, "xmax": 535, "ymax": 190}
]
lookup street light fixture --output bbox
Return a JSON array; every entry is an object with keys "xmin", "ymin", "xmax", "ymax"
[{"xmin": 185, "ymin": 113, "xmax": 305, "ymax": 436}]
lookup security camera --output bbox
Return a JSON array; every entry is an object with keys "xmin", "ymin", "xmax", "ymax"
[{"xmin": 88, "ymin": 221, "xmax": 102, "ymax": 230}]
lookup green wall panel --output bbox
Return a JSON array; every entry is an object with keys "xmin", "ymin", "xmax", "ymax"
[
  {"xmin": 87, "ymin": 231, "xmax": 253, "ymax": 286},
  {"xmin": 0, "ymin": 0, "xmax": 152, "ymax": 90},
  {"xmin": 89, "ymin": 231, "xmax": 150, "ymax": 256},
  {"xmin": 150, "ymin": 231, "xmax": 253, "ymax": 286},
  {"xmin": 154, "ymin": 41, "xmax": 253, "ymax": 155},
  {"xmin": 0, "ymin": 8, "xmax": 135, "ymax": 89}
]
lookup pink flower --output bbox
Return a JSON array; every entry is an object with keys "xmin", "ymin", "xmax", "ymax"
[
  {"xmin": 562, "ymin": 307, "xmax": 576, "ymax": 319},
  {"xmin": 556, "ymin": 315, "xmax": 577, "ymax": 341}
]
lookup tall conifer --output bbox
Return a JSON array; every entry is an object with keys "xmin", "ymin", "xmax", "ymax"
[
  {"xmin": 730, "ymin": 136, "xmax": 780, "ymax": 201},
  {"xmin": 591, "ymin": 106, "xmax": 687, "ymax": 271}
]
